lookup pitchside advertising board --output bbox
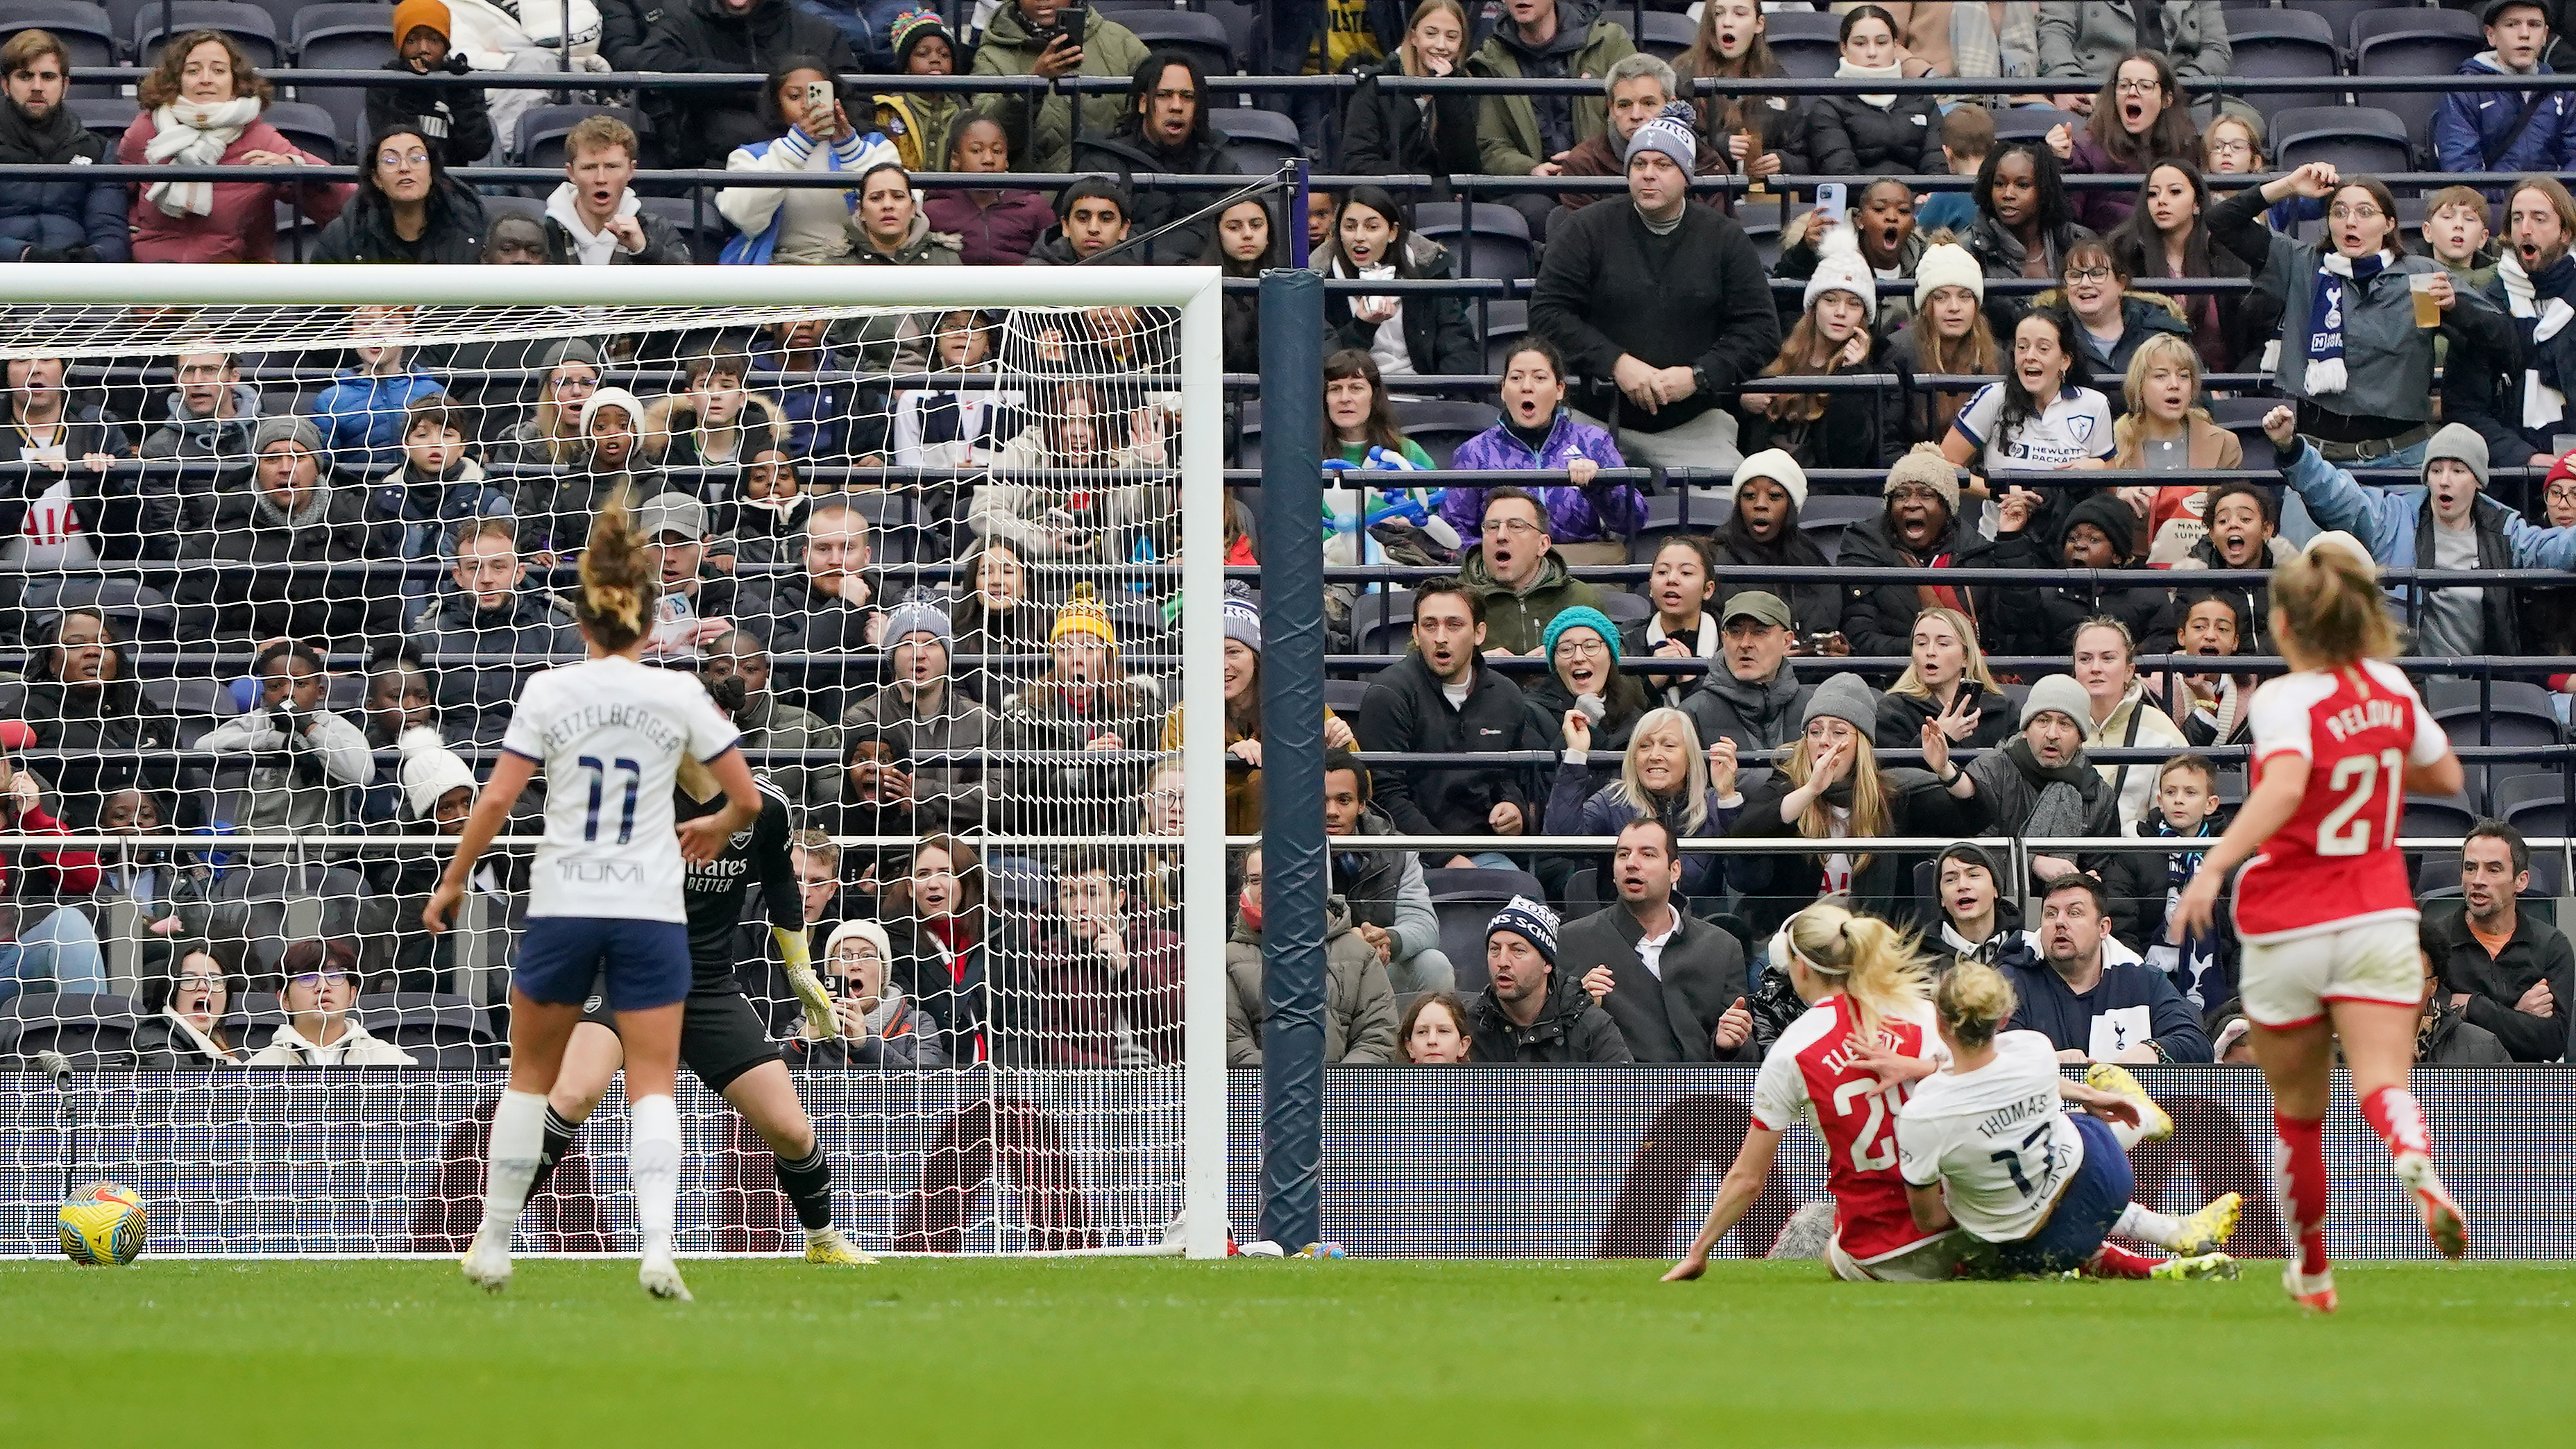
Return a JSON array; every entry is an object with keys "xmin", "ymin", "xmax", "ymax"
[{"xmin": 4, "ymin": 1070, "xmax": 2570, "ymax": 1258}]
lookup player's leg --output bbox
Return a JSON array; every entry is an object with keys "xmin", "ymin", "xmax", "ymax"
[
  {"xmin": 2334, "ymin": 996, "xmax": 2468, "ymax": 1260},
  {"xmin": 463, "ymin": 988, "xmax": 586, "ymax": 1291},
  {"xmin": 2111, "ymin": 1195, "xmax": 2242, "ymax": 1256},
  {"xmin": 527, "ymin": 1014, "xmax": 625, "ymax": 1198},
  {"xmin": 2078, "ymin": 1062, "xmax": 2174, "ymax": 1149},
  {"xmin": 608, "ymin": 920, "xmax": 695, "ymax": 1300},
  {"xmin": 716, "ymin": 1058, "xmax": 874, "ymax": 1265},
  {"xmin": 2251, "ymin": 1016, "xmax": 2337, "ymax": 1310}
]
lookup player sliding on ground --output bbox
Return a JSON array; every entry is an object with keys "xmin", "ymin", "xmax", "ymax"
[
  {"xmin": 2171, "ymin": 523, "xmax": 2471, "ymax": 1313},
  {"xmin": 425, "ymin": 500, "xmax": 761, "ymax": 1302},
  {"xmin": 519, "ymin": 672, "xmax": 871, "ymax": 1269},
  {"xmin": 1893, "ymin": 959, "xmax": 2242, "ymax": 1281}
]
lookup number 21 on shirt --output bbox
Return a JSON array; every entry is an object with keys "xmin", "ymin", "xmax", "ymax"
[{"xmin": 2317, "ymin": 748, "xmax": 2403, "ymax": 856}]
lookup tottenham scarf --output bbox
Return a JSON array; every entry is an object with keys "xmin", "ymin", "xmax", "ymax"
[
  {"xmin": 2142, "ymin": 817, "xmax": 2225, "ymax": 1008},
  {"xmin": 2499, "ymin": 248, "xmax": 2576, "ymax": 430},
  {"xmin": 2303, "ymin": 248, "xmax": 2390, "ymax": 396}
]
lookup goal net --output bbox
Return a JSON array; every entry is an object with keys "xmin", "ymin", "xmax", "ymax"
[{"xmin": 0, "ymin": 264, "xmax": 1230, "ymax": 1259}]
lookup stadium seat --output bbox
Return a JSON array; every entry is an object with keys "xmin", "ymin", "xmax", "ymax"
[
  {"xmin": 1119, "ymin": 9, "xmax": 1237, "ymax": 77},
  {"xmin": 263, "ymin": 99, "xmax": 342, "ymax": 165},
  {"xmin": 1411, "ymin": 200, "xmax": 1532, "ymax": 283},
  {"xmin": 19, "ymin": 574, "xmax": 176, "ymax": 643},
  {"xmin": 67, "ymin": 96, "xmax": 130, "ymax": 136},
  {"xmin": 1391, "ymin": 399, "xmax": 1499, "ymax": 466},
  {"xmin": 1765, "ymin": 9, "xmax": 1840, "ymax": 78},
  {"xmin": 1427, "ymin": 866, "xmax": 1547, "ymax": 995},
  {"xmin": 1598, "ymin": 591, "xmax": 1651, "ymax": 625},
  {"xmin": 1, "ymin": 1, "xmax": 117, "ymax": 90},
  {"xmin": 639, "ymin": 196, "xmax": 726, "ymax": 265},
  {"xmin": 2281, "ymin": 0, "xmax": 2395, "ymax": 51},
  {"xmin": 1209, "ymin": 107, "xmax": 1304, "ymax": 176},
  {"xmin": 1352, "ymin": 591, "xmax": 1412, "ymax": 654},
  {"xmin": 1627, "ymin": 487, "xmax": 1734, "ymax": 562},
  {"xmin": 2353, "ymin": 10, "xmax": 2482, "ymax": 161},
  {"xmin": 134, "ymin": 0, "xmax": 278, "ymax": 69},
  {"xmin": 2401, "ymin": 794, "xmax": 2479, "ymax": 848},
  {"xmin": 356, "ymin": 992, "xmax": 495, "ymax": 1067},
  {"xmin": 2219, "ymin": 9, "xmax": 2342, "ymax": 126},
  {"xmin": 1636, "ymin": 10, "xmax": 1695, "ymax": 61},
  {"xmin": 1480, "ymin": 298, "xmax": 1529, "ymax": 375},
  {"xmin": 141, "ymin": 675, "xmax": 232, "ymax": 748},
  {"xmin": 0, "ymin": 991, "xmax": 139, "ymax": 1068},
  {"xmin": 514, "ymin": 103, "xmax": 653, "ymax": 170},
  {"xmin": 291, "ymin": 4, "xmax": 396, "ymax": 152},
  {"xmin": 2271, "ymin": 105, "xmax": 2414, "ymax": 180},
  {"xmin": 1233, "ymin": 396, "xmax": 1264, "ymax": 470},
  {"xmin": 1990, "ymin": 107, "xmax": 2083, "ymax": 144},
  {"xmin": 1323, "ymin": 677, "xmax": 1371, "ymax": 715}
]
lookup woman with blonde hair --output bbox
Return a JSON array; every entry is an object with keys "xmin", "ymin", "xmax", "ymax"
[
  {"xmin": 1894, "ymin": 958, "xmax": 2244, "ymax": 1280},
  {"xmin": 2068, "ymin": 616, "xmax": 2188, "ymax": 831},
  {"xmin": 1663, "ymin": 899, "xmax": 1964, "ymax": 1284},
  {"xmin": 2112, "ymin": 332, "xmax": 2243, "ymax": 565},
  {"xmin": 1875, "ymin": 606, "xmax": 2013, "ymax": 751},
  {"xmin": 425, "ymin": 499, "xmax": 770, "ymax": 1302},
  {"xmin": 2174, "ymin": 537, "xmax": 2470, "ymax": 1312},
  {"xmin": 1726, "ymin": 672, "xmax": 1990, "ymax": 935},
  {"xmin": 1544, "ymin": 705, "xmax": 1743, "ymax": 899}
]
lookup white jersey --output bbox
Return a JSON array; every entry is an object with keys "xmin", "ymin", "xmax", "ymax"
[
  {"xmin": 1895, "ymin": 1031, "xmax": 2084, "ymax": 1243},
  {"xmin": 499, "ymin": 654, "xmax": 740, "ymax": 922},
  {"xmin": 1952, "ymin": 384, "xmax": 2118, "ymax": 473}
]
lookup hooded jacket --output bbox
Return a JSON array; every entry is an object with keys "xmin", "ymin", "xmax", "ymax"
[
  {"xmin": 540, "ymin": 186, "xmax": 693, "ymax": 266},
  {"xmin": 628, "ymin": 0, "xmax": 862, "ymax": 167},
  {"xmin": 312, "ymin": 366, "xmax": 448, "ymax": 474},
  {"xmin": 1067, "ymin": 126, "xmax": 1243, "ymax": 266},
  {"xmin": 2066, "ymin": 291, "xmax": 2195, "ymax": 382},
  {"xmin": 1963, "ymin": 490, "xmax": 2168, "ymax": 654},
  {"xmin": 139, "ymin": 384, "xmax": 262, "ymax": 475},
  {"xmin": 1226, "ymin": 901, "xmax": 1400, "ymax": 1066},
  {"xmin": 1681, "ymin": 664, "xmax": 1811, "ymax": 756},
  {"xmin": 732, "ymin": 686, "xmax": 836, "ymax": 813},
  {"xmin": 968, "ymin": 3, "xmax": 1151, "ymax": 175},
  {"xmin": 246, "ymin": 1015, "xmax": 418, "ymax": 1067},
  {"xmin": 1465, "ymin": 966, "xmax": 1635, "ymax": 1064},
  {"xmin": 786, "ymin": 984, "xmax": 949, "ymax": 1069},
  {"xmin": 2417, "ymin": 999, "xmax": 2513, "ymax": 1065},
  {"xmin": 1341, "ymin": 57, "xmax": 1482, "ymax": 178},
  {"xmin": 2278, "ymin": 436, "xmax": 2576, "ymax": 657},
  {"xmin": 132, "ymin": 1008, "xmax": 244, "ymax": 1068},
  {"xmin": 1353, "ymin": 650, "xmax": 1550, "ymax": 840},
  {"xmin": 1443, "ymin": 411, "xmax": 1641, "ymax": 543},
  {"xmin": 1455, "ymin": 543, "xmax": 1605, "ymax": 655},
  {"xmin": 1319, "ymin": 230, "xmax": 1482, "ymax": 380},
  {"xmin": 310, "ymin": 172, "xmax": 489, "ymax": 264},
  {"xmin": 0, "ymin": 96, "xmax": 129, "ymax": 260},
  {"xmin": 183, "ymin": 477, "xmax": 396, "ymax": 645},
  {"xmin": 1835, "ymin": 506, "xmax": 1970, "ymax": 660},
  {"xmin": 1465, "ymin": 4, "xmax": 1636, "ymax": 180},
  {"xmin": 2432, "ymin": 52, "xmax": 2576, "ymax": 183},
  {"xmin": 1804, "ymin": 90, "xmax": 1943, "ymax": 178}
]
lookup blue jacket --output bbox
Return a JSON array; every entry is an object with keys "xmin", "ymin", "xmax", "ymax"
[
  {"xmin": 2002, "ymin": 956, "xmax": 2212, "ymax": 1062},
  {"xmin": 2432, "ymin": 55, "xmax": 2576, "ymax": 184},
  {"xmin": 750, "ymin": 341, "xmax": 854, "ymax": 460},
  {"xmin": 716, "ymin": 128, "xmax": 881, "ymax": 266},
  {"xmin": 312, "ymin": 368, "xmax": 448, "ymax": 475}
]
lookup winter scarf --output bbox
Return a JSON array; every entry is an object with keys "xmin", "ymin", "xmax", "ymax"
[
  {"xmin": 2142, "ymin": 816, "xmax": 2223, "ymax": 1008},
  {"xmin": 0, "ymin": 96, "xmax": 91, "ymax": 164},
  {"xmin": 2005, "ymin": 736, "xmax": 2095, "ymax": 840},
  {"xmin": 2304, "ymin": 248, "xmax": 2391, "ymax": 397},
  {"xmin": 1836, "ymin": 58, "xmax": 1902, "ymax": 109},
  {"xmin": 143, "ymin": 96, "xmax": 262, "ymax": 217},
  {"xmin": 2500, "ymin": 247, "xmax": 2576, "ymax": 430}
]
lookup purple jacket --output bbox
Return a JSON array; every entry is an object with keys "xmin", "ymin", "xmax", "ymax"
[{"xmin": 1441, "ymin": 411, "xmax": 1642, "ymax": 543}]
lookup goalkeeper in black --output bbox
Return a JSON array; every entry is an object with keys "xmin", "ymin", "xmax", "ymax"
[{"xmin": 526, "ymin": 679, "xmax": 867, "ymax": 1266}]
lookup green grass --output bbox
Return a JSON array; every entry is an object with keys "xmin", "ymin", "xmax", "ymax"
[{"xmin": 5, "ymin": 1257, "xmax": 2571, "ymax": 1446}]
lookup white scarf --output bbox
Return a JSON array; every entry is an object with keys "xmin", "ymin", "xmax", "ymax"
[
  {"xmin": 2499, "ymin": 248, "xmax": 2573, "ymax": 430},
  {"xmin": 1836, "ymin": 58, "xmax": 1903, "ymax": 109},
  {"xmin": 545, "ymin": 181, "xmax": 641, "ymax": 265},
  {"xmin": 143, "ymin": 96, "xmax": 262, "ymax": 217}
]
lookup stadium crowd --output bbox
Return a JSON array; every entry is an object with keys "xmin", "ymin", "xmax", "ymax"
[{"xmin": 0, "ymin": 0, "xmax": 2571, "ymax": 1076}]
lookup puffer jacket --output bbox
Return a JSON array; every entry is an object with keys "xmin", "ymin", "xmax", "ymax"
[
  {"xmin": 1226, "ymin": 902, "xmax": 1401, "ymax": 1066},
  {"xmin": 2432, "ymin": 53, "xmax": 2576, "ymax": 183},
  {"xmin": 1455, "ymin": 543, "xmax": 1606, "ymax": 655},
  {"xmin": 1341, "ymin": 58, "xmax": 1481, "ymax": 177},
  {"xmin": 413, "ymin": 588, "xmax": 582, "ymax": 744},
  {"xmin": 181, "ymin": 477, "xmax": 397, "ymax": 644},
  {"xmin": 19, "ymin": 625, "xmax": 177, "ymax": 807},
  {"xmin": 969, "ymin": 3, "xmax": 1151, "ymax": 175},
  {"xmin": 246, "ymin": 1017, "xmax": 416, "ymax": 1067},
  {"xmin": 1834, "ymin": 507, "xmax": 1973, "ymax": 660},
  {"xmin": 310, "ymin": 173, "xmax": 488, "ymax": 264},
  {"xmin": 629, "ymin": 0, "xmax": 861, "ymax": 167},
  {"xmin": 1464, "ymin": 968, "xmax": 1634, "ymax": 1064},
  {"xmin": 922, "ymin": 184, "xmax": 1056, "ymax": 267},
  {"xmin": 363, "ymin": 56, "xmax": 495, "ymax": 169},
  {"xmin": 1466, "ymin": 5, "xmax": 1635, "ymax": 179},
  {"xmin": 1066, "ymin": 128, "xmax": 1242, "ymax": 266},
  {"xmin": 1443, "ymin": 411, "xmax": 1639, "ymax": 544},
  {"xmin": 845, "ymin": 214, "xmax": 964, "ymax": 373},
  {"xmin": 0, "ymin": 98, "xmax": 128, "ymax": 260},
  {"xmin": 312, "ymin": 366, "xmax": 448, "ymax": 475},
  {"xmin": 1803, "ymin": 92, "xmax": 1942, "ymax": 178},
  {"xmin": 1319, "ymin": 230, "xmax": 1481, "ymax": 379}
]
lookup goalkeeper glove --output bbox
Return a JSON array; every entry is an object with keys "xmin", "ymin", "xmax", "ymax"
[{"xmin": 774, "ymin": 924, "xmax": 836, "ymax": 1038}]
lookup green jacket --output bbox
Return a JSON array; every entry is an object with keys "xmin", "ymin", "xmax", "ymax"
[
  {"xmin": 971, "ymin": 5, "xmax": 1152, "ymax": 176},
  {"xmin": 1457, "ymin": 543, "xmax": 1604, "ymax": 655},
  {"xmin": 1467, "ymin": 15, "xmax": 1636, "ymax": 178}
]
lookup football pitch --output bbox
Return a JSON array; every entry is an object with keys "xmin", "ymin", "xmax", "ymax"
[{"xmin": 6, "ymin": 1257, "xmax": 2571, "ymax": 1446}]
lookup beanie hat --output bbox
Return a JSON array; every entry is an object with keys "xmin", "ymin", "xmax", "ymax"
[
  {"xmin": 1802, "ymin": 672, "xmax": 1878, "ymax": 736},
  {"xmin": 1624, "ymin": 99, "xmax": 1697, "ymax": 172},
  {"xmin": 824, "ymin": 917, "xmax": 894, "ymax": 973},
  {"xmin": 1541, "ymin": 604, "xmax": 1620, "ymax": 662},
  {"xmin": 2021, "ymin": 673, "xmax": 2092, "ymax": 730},
  {"xmin": 1486, "ymin": 895, "xmax": 1560, "ymax": 967},
  {"xmin": 1051, "ymin": 584, "xmax": 1117, "ymax": 647},
  {"xmin": 253, "ymin": 414, "xmax": 323, "ymax": 456},
  {"xmin": 581, "ymin": 387, "xmax": 645, "ymax": 434},
  {"xmin": 884, "ymin": 599, "xmax": 953, "ymax": 647},
  {"xmin": 2061, "ymin": 491, "xmax": 2137, "ymax": 561},
  {"xmin": 2305, "ymin": 529, "xmax": 2375, "ymax": 570},
  {"xmin": 1731, "ymin": 448, "xmax": 1810, "ymax": 512},
  {"xmin": 1222, "ymin": 583, "xmax": 1262, "ymax": 652},
  {"xmin": 392, "ymin": 0, "xmax": 451, "ymax": 45},
  {"xmin": 539, "ymin": 337, "xmax": 603, "ymax": 371},
  {"xmin": 2423, "ymin": 422, "xmax": 2489, "ymax": 492},
  {"xmin": 2547, "ymin": 446, "xmax": 2576, "ymax": 496},
  {"xmin": 1884, "ymin": 441, "xmax": 1961, "ymax": 516},
  {"xmin": 1912, "ymin": 241, "xmax": 1985, "ymax": 308},
  {"xmin": 1936, "ymin": 840, "xmax": 2003, "ymax": 884},
  {"xmin": 397, "ymin": 725, "xmax": 477, "ymax": 820},
  {"xmin": 1804, "ymin": 228, "xmax": 1878, "ymax": 324},
  {"xmin": 889, "ymin": 7, "xmax": 952, "ymax": 68}
]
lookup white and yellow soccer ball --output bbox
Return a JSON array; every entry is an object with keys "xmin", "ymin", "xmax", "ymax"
[{"xmin": 59, "ymin": 1182, "xmax": 147, "ymax": 1266}]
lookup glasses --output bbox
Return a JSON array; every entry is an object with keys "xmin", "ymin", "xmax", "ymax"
[
  {"xmin": 1481, "ymin": 518, "xmax": 1543, "ymax": 537},
  {"xmin": 377, "ymin": 149, "xmax": 430, "ymax": 168},
  {"xmin": 176, "ymin": 974, "xmax": 223, "ymax": 992},
  {"xmin": 1554, "ymin": 636, "xmax": 1609, "ymax": 657},
  {"xmin": 2065, "ymin": 265, "xmax": 2114, "ymax": 283},
  {"xmin": 286, "ymin": 972, "xmax": 352, "ymax": 989},
  {"xmin": 2329, "ymin": 204, "xmax": 2384, "ymax": 223},
  {"xmin": 833, "ymin": 947, "xmax": 883, "ymax": 965},
  {"xmin": 1146, "ymin": 789, "xmax": 1185, "ymax": 811},
  {"xmin": 2113, "ymin": 78, "xmax": 2160, "ymax": 96}
]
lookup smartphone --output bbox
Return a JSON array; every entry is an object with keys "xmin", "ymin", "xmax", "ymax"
[
  {"xmin": 802, "ymin": 79, "xmax": 831, "ymax": 115},
  {"xmin": 1813, "ymin": 182, "xmax": 1847, "ymax": 226},
  {"xmin": 1059, "ymin": 6, "xmax": 1087, "ymax": 46}
]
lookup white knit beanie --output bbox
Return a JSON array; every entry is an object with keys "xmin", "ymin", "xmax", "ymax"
[
  {"xmin": 1731, "ymin": 448, "xmax": 1810, "ymax": 511},
  {"xmin": 1804, "ymin": 229, "xmax": 1878, "ymax": 323},
  {"xmin": 1912, "ymin": 241, "xmax": 1986, "ymax": 309}
]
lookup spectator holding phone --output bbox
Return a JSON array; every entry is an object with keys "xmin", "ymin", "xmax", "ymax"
[
  {"xmin": 791, "ymin": 919, "xmax": 947, "ymax": 1069},
  {"xmin": 719, "ymin": 62, "xmax": 890, "ymax": 267},
  {"xmin": 971, "ymin": 0, "xmax": 1151, "ymax": 176}
]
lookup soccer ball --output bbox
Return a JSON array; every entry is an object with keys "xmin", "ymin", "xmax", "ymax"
[{"xmin": 59, "ymin": 1182, "xmax": 147, "ymax": 1266}]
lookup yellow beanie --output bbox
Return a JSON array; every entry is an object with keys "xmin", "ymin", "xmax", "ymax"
[{"xmin": 1050, "ymin": 583, "xmax": 1117, "ymax": 647}]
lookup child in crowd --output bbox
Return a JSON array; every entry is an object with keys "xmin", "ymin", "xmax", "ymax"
[
  {"xmin": 2423, "ymin": 186, "xmax": 2499, "ymax": 285},
  {"xmin": 2103, "ymin": 752, "xmax": 2236, "ymax": 1012},
  {"xmin": 1915, "ymin": 103, "xmax": 1992, "ymax": 237}
]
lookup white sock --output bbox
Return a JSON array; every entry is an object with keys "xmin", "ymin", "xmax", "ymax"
[
  {"xmin": 629, "ymin": 1094, "xmax": 682, "ymax": 1264},
  {"xmin": 478, "ymin": 1089, "xmax": 549, "ymax": 1244},
  {"xmin": 2115, "ymin": 1202, "xmax": 2184, "ymax": 1248}
]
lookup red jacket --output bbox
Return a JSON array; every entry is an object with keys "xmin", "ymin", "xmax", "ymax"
[
  {"xmin": 9, "ymin": 802, "xmax": 99, "ymax": 896},
  {"xmin": 117, "ymin": 112, "xmax": 352, "ymax": 263}
]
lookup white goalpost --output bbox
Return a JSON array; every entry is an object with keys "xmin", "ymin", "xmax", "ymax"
[{"xmin": 0, "ymin": 264, "xmax": 1232, "ymax": 1262}]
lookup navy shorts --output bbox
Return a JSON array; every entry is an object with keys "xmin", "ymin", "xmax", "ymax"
[
  {"xmin": 1992, "ymin": 1113, "xmax": 2135, "ymax": 1276},
  {"xmin": 516, "ymin": 917, "xmax": 692, "ymax": 1012}
]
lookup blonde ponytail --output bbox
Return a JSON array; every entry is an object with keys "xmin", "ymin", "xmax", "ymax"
[
  {"xmin": 574, "ymin": 497, "xmax": 654, "ymax": 652},
  {"xmin": 1933, "ymin": 958, "xmax": 2018, "ymax": 1051},
  {"xmin": 1781, "ymin": 900, "xmax": 1931, "ymax": 1039}
]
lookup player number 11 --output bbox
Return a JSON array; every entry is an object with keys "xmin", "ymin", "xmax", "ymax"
[
  {"xmin": 2316, "ymin": 748, "xmax": 2404, "ymax": 856},
  {"xmin": 577, "ymin": 756, "xmax": 643, "ymax": 844}
]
